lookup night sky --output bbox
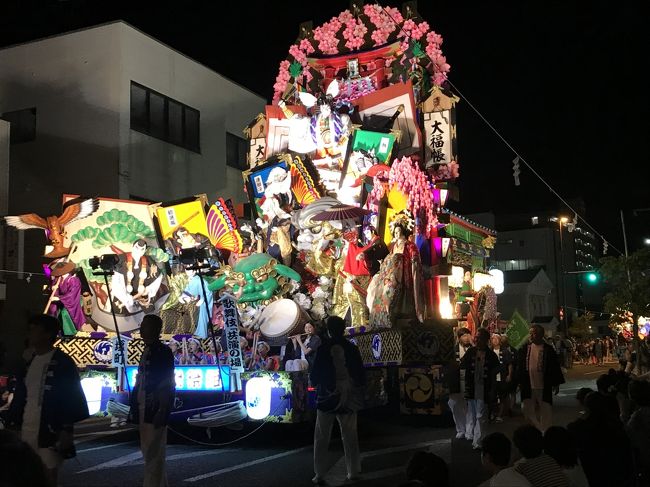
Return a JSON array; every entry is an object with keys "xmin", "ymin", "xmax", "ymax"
[{"xmin": 1, "ymin": 1, "xmax": 647, "ymax": 252}]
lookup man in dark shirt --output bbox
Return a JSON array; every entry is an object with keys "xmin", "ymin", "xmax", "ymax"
[
  {"xmin": 9, "ymin": 314, "xmax": 89, "ymax": 486},
  {"xmin": 129, "ymin": 314, "xmax": 175, "ymax": 487},
  {"xmin": 310, "ymin": 317, "xmax": 365, "ymax": 485}
]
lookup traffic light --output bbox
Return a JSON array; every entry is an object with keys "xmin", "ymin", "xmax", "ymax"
[{"xmin": 586, "ymin": 272, "xmax": 598, "ymax": 284}]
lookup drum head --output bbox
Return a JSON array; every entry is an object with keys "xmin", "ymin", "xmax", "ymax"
[{"xmin": 259, "ymin": 299, "xmax": 300, "ymax": 338}]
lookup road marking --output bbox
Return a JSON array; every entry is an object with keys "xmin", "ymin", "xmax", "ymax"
[
  {"xmin": 130, "ymin": 448, "xmax": 239, "ymax": 465},
  {"xmin": 183, "ymin": 446, "xmax": 311, "ymax": 482},
  {"xmin": 77, "ymin": 451, "xmax": 143, "ymax": 473},
  {"xmin": 77, "ymin": 441, "xmax": 134, "ymax": 453}
]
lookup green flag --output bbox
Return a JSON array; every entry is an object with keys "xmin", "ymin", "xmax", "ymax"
[{"xmin": 506, "ymin": 310, "xmax": 530, "ymax": 349}]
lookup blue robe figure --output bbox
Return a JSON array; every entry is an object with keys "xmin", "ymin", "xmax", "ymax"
[{"xmin": 181, "ymin": 271, "xmax": 213, "ymax": 339}]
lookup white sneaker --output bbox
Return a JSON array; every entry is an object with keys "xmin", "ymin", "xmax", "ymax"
[
  {"xmin": 472, "ymin": 443, "xmax": 481, "ymax": 450},
  {"xmin": 456, "ymin": 432, "xmax": 465, "ymax": 439},
  {"xmin": 465, "ymin": 434, "xmax": 473, "ymax": 441}
]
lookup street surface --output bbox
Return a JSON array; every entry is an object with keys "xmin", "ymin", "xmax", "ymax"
[{"xmin": 61, "ymin": 363, "xmax": 608, "ymax": 487}]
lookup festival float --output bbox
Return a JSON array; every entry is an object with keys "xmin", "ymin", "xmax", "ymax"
[{"xmin": 5, "ymin": 2, "xmax": 502, "ymax": 424}]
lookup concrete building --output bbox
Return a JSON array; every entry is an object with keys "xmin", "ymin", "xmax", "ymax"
[
  {"xmin": 468, "ymin": 208, "xmax": 603, "ymax": 329},
  {"xmin": 498, "ymin": 268, "xmax": 554, "ymax": 323},
  {"xmin": 0, "ymin": 22, "xmax": 265, "ymax": 366}
]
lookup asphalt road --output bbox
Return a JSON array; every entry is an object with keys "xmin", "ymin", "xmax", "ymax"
[{"xmin": 61, "ymin": 363, "xmax": 609, "ymax": 487}]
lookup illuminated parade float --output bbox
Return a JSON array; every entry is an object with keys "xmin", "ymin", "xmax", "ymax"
[{"xmin": 5, "ymin": 2, "xmax": 501, "ymax": 424}]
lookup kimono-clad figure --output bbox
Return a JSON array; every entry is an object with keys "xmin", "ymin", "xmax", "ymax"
[
  {"xmin": 47, "ymin": 261, "xmax": 85, "ymax": 335},
  {"xmin": 367, "ymin": 211, "xmax": 424, "ymax": 328},
  {"xmin": 179, "ymin": 268, "xmax": 213, "ymax": 339},
  {"xmin": 330, "ymin": 229, "xmax": 380, "ymax": 328}
]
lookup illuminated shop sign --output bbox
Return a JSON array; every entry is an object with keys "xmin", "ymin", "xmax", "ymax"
[{"xmin": 126, "ymin": 365, "xmax": 231, "ymax": 392}]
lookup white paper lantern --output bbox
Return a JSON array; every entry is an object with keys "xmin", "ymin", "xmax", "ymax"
[
  {"xmin": 472, "ymin": 272, "xmax": 494, "ymax": 292},
  {"xmin": 489, "ymin": 269, "xmax": 505, "ymax": 294},
  {"xmin": 81, "ymin": 377, "xmax": 103, "ymax": 416},
  {"xmin": 245, "ymin": 377, "xmax": 272, "ymax": 420},
  {"xmin": 448, "ymin": 266, "xmax": 465, "ymax": 288}
]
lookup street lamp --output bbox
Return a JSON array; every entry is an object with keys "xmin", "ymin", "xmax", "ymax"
[
  {"xmin": 644, "ymin": 238, "xmax": 650, "ymax": 246},
  {"xmin": 558, "ymin": 216, "xmax": 570, "ymax": 337}
]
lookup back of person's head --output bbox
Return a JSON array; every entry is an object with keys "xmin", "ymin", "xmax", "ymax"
[
  {"xmin": 629, "ymin": 379, "xmax": 650, "ymax": 407},
  {"xmin": 326, "ymin": 316, "xmax": 346, "ymax": 339},
  {"xmin": 513, "ymin": 425, "xmax": 543, "ymax": 459},
  {"xmin": 406, "ymin": 451, "xmax": 449, "ymax": 487},
  {"xmin": 576, "ymin": 387, "xmax": 593, "ymax": 406},
  {"xmin": 596, "ymin": 373, "xmax": 616, "ymax": 395},
  {"xmin": 481, "ymin": 432, "xmax": 511, "ymax": 468},
  {"xmin": 584, "ymin": 391, "xmax": 619, "ymax": 421},
  {"xmin": 543, "ymin": 426, "xmax": 578, "ymax": 468},
  {"xmin": 28, "ymin": 314, "xmax": 61, "ymax": 344},
  {"xmin": 614, "ymin": 370, "xmax": 630, "ymax": 395},
  {"xmin": 0, "ymin": 430, "xmax": 49, "ymax": 486},
  {"xmin": 142, "ymin": 314, "xmax": 163, "ymax": 333}
]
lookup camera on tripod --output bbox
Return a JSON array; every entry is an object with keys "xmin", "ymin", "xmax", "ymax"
[
  {"xmin": 178, "ymin": 247, "xmax": 219, "ymax": 269},
  {"xmin": 89, "ymin": 254, "xmax": 119, "ymax": 272}
]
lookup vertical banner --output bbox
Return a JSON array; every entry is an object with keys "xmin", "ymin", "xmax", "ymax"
[
  {"xmin": 110, "ymin": 335, "xmax": 130, "ymax": 367},
  {"xmin": 111, "ymin": 335, "xmax": 130, "ymax": 391},
  {"xmin": 222, "ymin": 294, "xmax": 244, "ymax": 369}
]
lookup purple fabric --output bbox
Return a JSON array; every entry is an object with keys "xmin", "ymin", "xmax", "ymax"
[{"xmin": 49, "ymin": 275, "xmax": 85, "ymax": 330}]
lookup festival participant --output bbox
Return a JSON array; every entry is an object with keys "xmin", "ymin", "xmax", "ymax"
[
  {"xmin": 129, "ymin": 315, "xmax": 174, "ymax": 487},
  {"xmin": 446, "ymin": 327, "xmax": 473, "ymax": 440},
  {"xmin": 517, "ymin": 324, "xmax": 565, "ymax": 432},
  {"xmin": 543, "ymin": 426, "xmax": 589, "ymax": 487},
  {"xmin": 251, "ymin": 341, "xmax": 280, "ymax": 371},
  {"xmin": 294, "ymin": 323, "xmax": 322, "ymax": 370},
  {"xmin": 311, "ymin": 317, "xmax": 365, "ymax": 485},
  {"xmin": 513, "ymin": 425, "xmax": 569, "ymax": 487},
  {"xmin": 479, "ymin": 432, "xmax": 531, "ymax": 487},
  {"xmin": 490, "ymin": 333, "xmax": 515, "ymax": 423},
  {"xmin": 8, "ymin": 315, "xmax": 89, "ymax": 486},
  {"xmin": 167, "ymin": 338, "xmax": 184, "ymax": 366},
  {"xmin": 185, "ymin": 338, "xmax": 209, "ymax": 365},
  {"xmin": 460, "ymin": 328, "xmax": 500, "ymax": 449}
]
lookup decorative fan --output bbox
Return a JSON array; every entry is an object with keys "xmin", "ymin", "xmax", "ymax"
[
  {"xmin": 206, "ymin": 198, "xmax": 243, "ymax": 252},
  {"xmin": 289, "ymin": 156, "xmax": 322, "ymax": 206}
]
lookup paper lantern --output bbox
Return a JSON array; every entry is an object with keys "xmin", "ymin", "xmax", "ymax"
[
  {"xmin": 489, "ymin": 269, "xmax": 504, "ymax": 294},
  {"xmin": 81, "ymin": 377, "xmax": 103, "ymax": 416},
  {"xmin": 245, "ymin": 377, "xmax": 272, "ymax": 420},
  {"xmin": 472, "ymin": 272, "xmax": 494, "ymax": 292},
  {"xmin": 448, "ymin": 266, "xmax": 465, "ymax": 288}
]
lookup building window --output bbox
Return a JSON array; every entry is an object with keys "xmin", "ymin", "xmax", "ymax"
[
  {"xmin": 519, "ymin": 240, "xmax": 525, "ymax": 247},
  {"xmin": 226, "ymin": 132, "xmax": 248, "ymax": 170},
  {"xmin": 1, "ymin": 107, "xmax": 36, "ymax": 144},
  {"xmin": 130, "ymin": 81, "xmax": 200, "ymax": 153},
  {"xmin": 531, "ymin": 216, "xmax": 539, "ymax": 225}
]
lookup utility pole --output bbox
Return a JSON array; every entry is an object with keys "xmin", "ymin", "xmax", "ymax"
[{"xmin": 559, "ymin": 218, "xmax": 569, "ymax": 337}]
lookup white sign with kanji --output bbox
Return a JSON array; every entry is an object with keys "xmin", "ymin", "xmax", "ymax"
[
  {"xmin": 423, "ymin": 110, "xmax": 452, "ymax": 168},
  {"xmin": 222, "ymin": 295, "xmax": 244, "ymax": 372}
]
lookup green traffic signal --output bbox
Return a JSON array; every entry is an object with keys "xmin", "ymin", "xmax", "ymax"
[{"xmin": 586, "ymin": 272, "xmax": 598, "ymax": 283}]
